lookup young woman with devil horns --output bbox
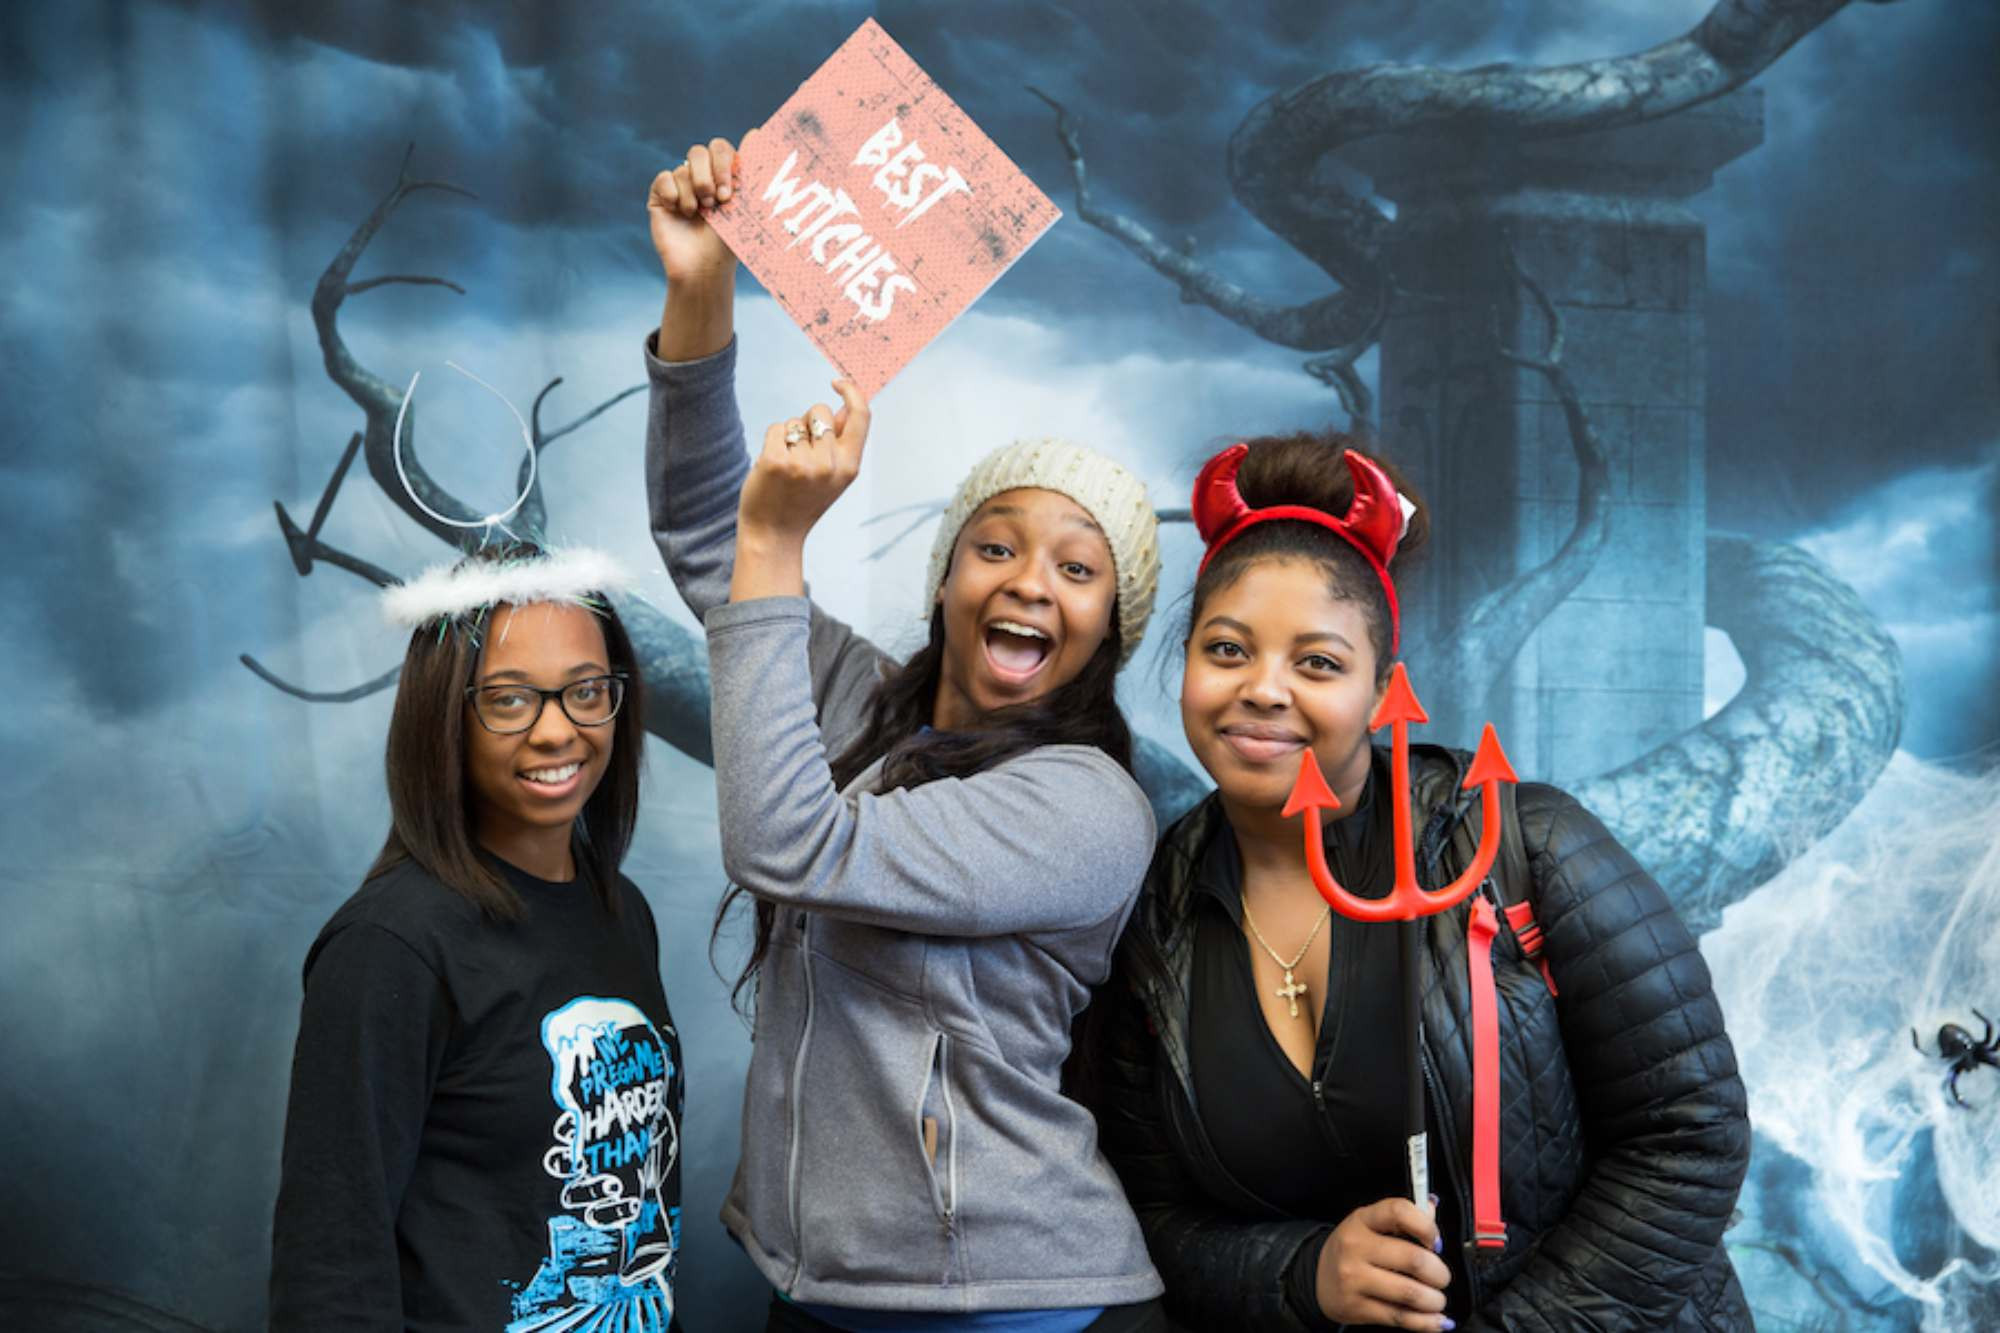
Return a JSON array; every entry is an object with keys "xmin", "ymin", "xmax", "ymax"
[{"xmin": 1075, "ymin": 433, "xmax": 1752, "ymax": 1332}]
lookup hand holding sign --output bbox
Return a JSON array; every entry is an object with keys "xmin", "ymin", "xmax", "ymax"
[
  {"xmin": 729, "ymin": 380, "xmax": 873, "ymax": 605},
  {"xmin": 649, "ymin": 135, "xmax": 759, "ymax": 363},
  {"xmin": 648, "ymin": 137, "xmax": 744, "ymax": 285},
  {"xmin": 744, "ymin": 381, "xmax": 872, "ymax": 542}
]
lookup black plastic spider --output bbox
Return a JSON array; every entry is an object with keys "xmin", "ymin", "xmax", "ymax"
[{"xmin": 1911, "ymin": 1009, "xmax": 2000, "ymax": 1108}]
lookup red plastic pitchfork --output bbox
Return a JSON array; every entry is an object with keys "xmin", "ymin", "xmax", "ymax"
[{"xmin": 1283, "ymin": 661, "xmax": 1518, "ymax": 1211}]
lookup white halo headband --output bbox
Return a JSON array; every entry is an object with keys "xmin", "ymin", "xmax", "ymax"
[
  {"xmin": 393, "ymin": 360, "xmax": 537, "ymax": 536},
  {"xmin": 381, "ymin": 546, "xmax": 637, "ymax": 628}
]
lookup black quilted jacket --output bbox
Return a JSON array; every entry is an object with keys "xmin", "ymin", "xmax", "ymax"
[{"xmin": 1081, "ymin": 744, "xmax": 1752, "ymax": 1331}]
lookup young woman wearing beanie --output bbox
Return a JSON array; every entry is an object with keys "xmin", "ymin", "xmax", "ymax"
[
  {"xmin": 1080, "ymin": 433, "xmax": 1750, "ymax": 1332},
  {"xmin": 642, "ymin": 139, "xmax": 1168, "ymax": 1331}
]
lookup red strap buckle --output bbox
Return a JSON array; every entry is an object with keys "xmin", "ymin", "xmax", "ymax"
[
  {"xmin": 1503, "ymin": 900, "xmax": 1558, "ymax": 997},
  {"xmin": 1467, "ymin": 895, "xmax": 1508, "ymax": 1252}
]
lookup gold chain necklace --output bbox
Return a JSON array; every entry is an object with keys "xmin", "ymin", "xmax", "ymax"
[{"xmin": 1241, "ymin": 900, "xmax": 1332, "ymax": 1019}]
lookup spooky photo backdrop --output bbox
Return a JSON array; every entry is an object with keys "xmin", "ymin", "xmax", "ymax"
[{"xmin": 3, "ymin": 1, "xmax": 1996, "ymax": 1328}]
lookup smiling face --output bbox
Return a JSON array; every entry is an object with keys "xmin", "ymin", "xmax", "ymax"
[
  {"xmin": 1182, "ymin": 557, "xmax": 1386, "ymax": 828},
  {"xmin": 931, "ymin": 487, "xmax": 1117, "ymax": 730},
  {"xmin": 463, "ymin": 601, "xmax": 616, "ymax": 876}
]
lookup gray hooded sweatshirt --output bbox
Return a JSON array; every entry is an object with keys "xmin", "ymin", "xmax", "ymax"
[{"xmin": 644, "ymin": 334, "xmax": 1164, "ymax": 1312}]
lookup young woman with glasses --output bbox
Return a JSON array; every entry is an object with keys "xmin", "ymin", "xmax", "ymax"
[{"xmin": 270, "ymin": 542, "xmax": 686, "ymax": 1332}]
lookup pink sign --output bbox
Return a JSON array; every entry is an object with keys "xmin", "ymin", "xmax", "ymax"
[{"xmin": 707, "ymin": 18, "xmax": 1061, "ymax": 399}]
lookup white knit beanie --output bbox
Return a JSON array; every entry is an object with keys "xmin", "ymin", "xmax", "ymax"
[{"xmin": 924, "ymin": 438, "xmax": 1160, "ymax": 665}]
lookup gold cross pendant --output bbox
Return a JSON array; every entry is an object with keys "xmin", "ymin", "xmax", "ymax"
[{"xmin": 1275, "ymin": 970, "xmax": 1308, "ymax": 1019}]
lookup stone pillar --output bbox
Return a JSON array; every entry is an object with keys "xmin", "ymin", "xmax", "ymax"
[{"xmin": 1341, "ymin": 90, "xmax": 1762, "ymax": 784}]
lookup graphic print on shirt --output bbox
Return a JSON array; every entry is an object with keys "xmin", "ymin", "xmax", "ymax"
[{"xmin": 508, "ymin": 995, "xmax": 681, "ymax": 1332}]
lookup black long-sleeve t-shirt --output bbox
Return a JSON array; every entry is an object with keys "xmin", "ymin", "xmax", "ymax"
[{"xmin": 270, "ymin": 855, "xmax": 682, "ymax": 1332}]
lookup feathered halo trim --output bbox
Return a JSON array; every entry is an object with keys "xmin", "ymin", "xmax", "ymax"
[{"xmin": 381, "ymin": 546, "xmax": 635, "ymax": 628}]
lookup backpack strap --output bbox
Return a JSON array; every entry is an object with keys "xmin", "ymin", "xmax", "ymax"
[
  {"xmin": 1485, "ymin": 782, "xmax": 1555, "ymax": 997},
  {"xmin": 1466, "ymin": 893, "xmax": 1508, "ymax": 1254},
  {"xmin": 1463, "ymin": 777, "xmax": 1544, "ymax": 1259},
  {"xmin": 1490, "ymin": 780, "xmax": 1529, "ymax": 907}
]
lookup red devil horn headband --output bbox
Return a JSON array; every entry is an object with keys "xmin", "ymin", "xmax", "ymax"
[{"xmin": 1193, "ymin": 443, "xmax": 1410, "ymax": 653}]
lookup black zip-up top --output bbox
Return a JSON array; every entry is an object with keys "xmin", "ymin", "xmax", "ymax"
[{"xmin": 1080, "ymin": 744, "xmax": 1753, "ymax": 1331}]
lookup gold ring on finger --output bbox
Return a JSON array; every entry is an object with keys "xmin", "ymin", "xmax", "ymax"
[
  {"xmin": 784, "ymin": 424, "xmax": 805, "ymax": 446},
  {"xmin": 809, "ymin": 417, "xmax": 832, "ymax": 439}
]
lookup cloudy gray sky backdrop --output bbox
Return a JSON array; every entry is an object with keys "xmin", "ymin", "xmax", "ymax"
[{"xmin": 2, "ymin": 2, "xmax": 1994, "ymax": 1328}]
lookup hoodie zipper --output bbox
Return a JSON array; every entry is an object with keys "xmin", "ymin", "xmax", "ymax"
[
  {"xmin": 939, "ymin": 1032, "xmax": 961, "ymax": 1283},
  {"xmin": 787, "ymin": 912, "xmax": 816, "ymax": 1288},
  {"xmin": 913, "ymin": 1029, "xmax": 963, "ymax": 1287},
  {"xmin": 917, "ymin": 1034, "xmax": 960, "ymax": 1216}
]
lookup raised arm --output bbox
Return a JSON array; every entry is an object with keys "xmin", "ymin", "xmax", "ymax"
[
  {"xmin": 644, "ymin": 136, "xmax": 889, "ymax": 749},
  {"xmin": 645, "ymin": 137, "xmax": 747, "ymax": 621},
  {"xmin": 644, "ymin": 331, "xmax": 748, "ymax": 620},
  {"xmin": 708, "ymin": 594, "xmax": 1156, "ymax": 935},
  {"xmin": 649, "ymin": 138, "xmax": 739, "ymax": 363},
  {"xmin": 698, "ymin": 376, "xmax": 1158, "ymax": 933}
]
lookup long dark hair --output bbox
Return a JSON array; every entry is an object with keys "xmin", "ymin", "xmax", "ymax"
[
  {"xmin": 366, "ymin": 543, "xmax": 646, "ymax": 919},
  {"xmin": 1187, "ymin": 430, "xmax": 1430, "ymax": 684},
  {"xmin": 714, "ymin": 603, "xmax": 1132, "ymax": 1016}
]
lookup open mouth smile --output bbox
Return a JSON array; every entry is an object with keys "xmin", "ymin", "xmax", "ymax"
[
  {"xmin": 982, "ymin": 619, "xmax": 1055, "ymax": 686},
  {"xmin": 518, "ymin": 761, "xmax": 584, "ymax": 798}
]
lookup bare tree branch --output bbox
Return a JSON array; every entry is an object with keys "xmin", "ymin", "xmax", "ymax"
[
  {"xmin": 248, "ymin": 145, "xmax": 723, "ymax": 773},
  {"xmin": 505, "ymin": 379, "xmax": 650, "ymax": 540},
  {"xmin": 1029, "ymin": 86, "xmax": 1387, "ymax": 362},
  {"xmin": 863, "ymin": 500, "xmax": 950, "ymax": 523},
  {"xmin": 1056, "ymin": 3, "xmax": 1905, "ymax": 904},
  {"xmin": 239, "ymin": 656, "xmax": 401, "ymax": 703},
  {"xmin": 273, "ymin": 430, "xmax": 402, "ymax": 587},
  {"xmin": 1228, "ymin": 0, "xmax": 1877, "ymax": 309},
  {"xmin": 248, "ymin": 432, "xmax": 406, "ymax": 700},
  {"xmin": 309, "ymin": 143, "xmax": 484, "ymax": 546},
  {"xmin": 861, "ymin": 499, "xmax": 949, "ymax": 562},
  {"xmin": 532, "ymin": 378, "xmax": 648, "ymax": 451},
  {"xmin": 344, "ymin": 274, "xmax": 467, "ymax": 297},
  {"xmin": 301, "ymin": 432, "xmax": 365, "ymax": 554},
  {"xmin": 1577, "ymin": 533, "xmax": 1904, "ymax": 933},
  {"xmin": 1303, "ymin": 329, "xmax": 1379, "ymax": 430},
  {"xmin": 612, "ymin": 591, "xmax": 714, "ymax": 765},
  {"xmin": 304, "ymin": 148, "xmax": 647, "ymax": 548},
  {"xmin": 1146, "ymin": 242, "xmax": 1611, "ymax": 711},
  {"xmin": 274, "ymin": 500, "xmax": 401, "ymax": 587},
  {"xmin": 1490, "ymin": 244, "xmax": 1566, "ymax": 372},
  {"xmin": 1050, "ymin": 0, "xmax": 1882, "ymax": 432},
  {"xmin": 1433, "ymin": 239, "xmax": 1613, "ymax": 710}
]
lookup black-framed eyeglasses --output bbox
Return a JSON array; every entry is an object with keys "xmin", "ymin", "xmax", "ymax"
[{"xmin": 465, "ymin": 673, "xmax": 628, "ymax": 735}]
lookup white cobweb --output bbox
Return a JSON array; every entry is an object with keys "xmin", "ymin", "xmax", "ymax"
[{"xmin": 1705, "ymin": 751, "xmax": 2000, "ymax": 1331}]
